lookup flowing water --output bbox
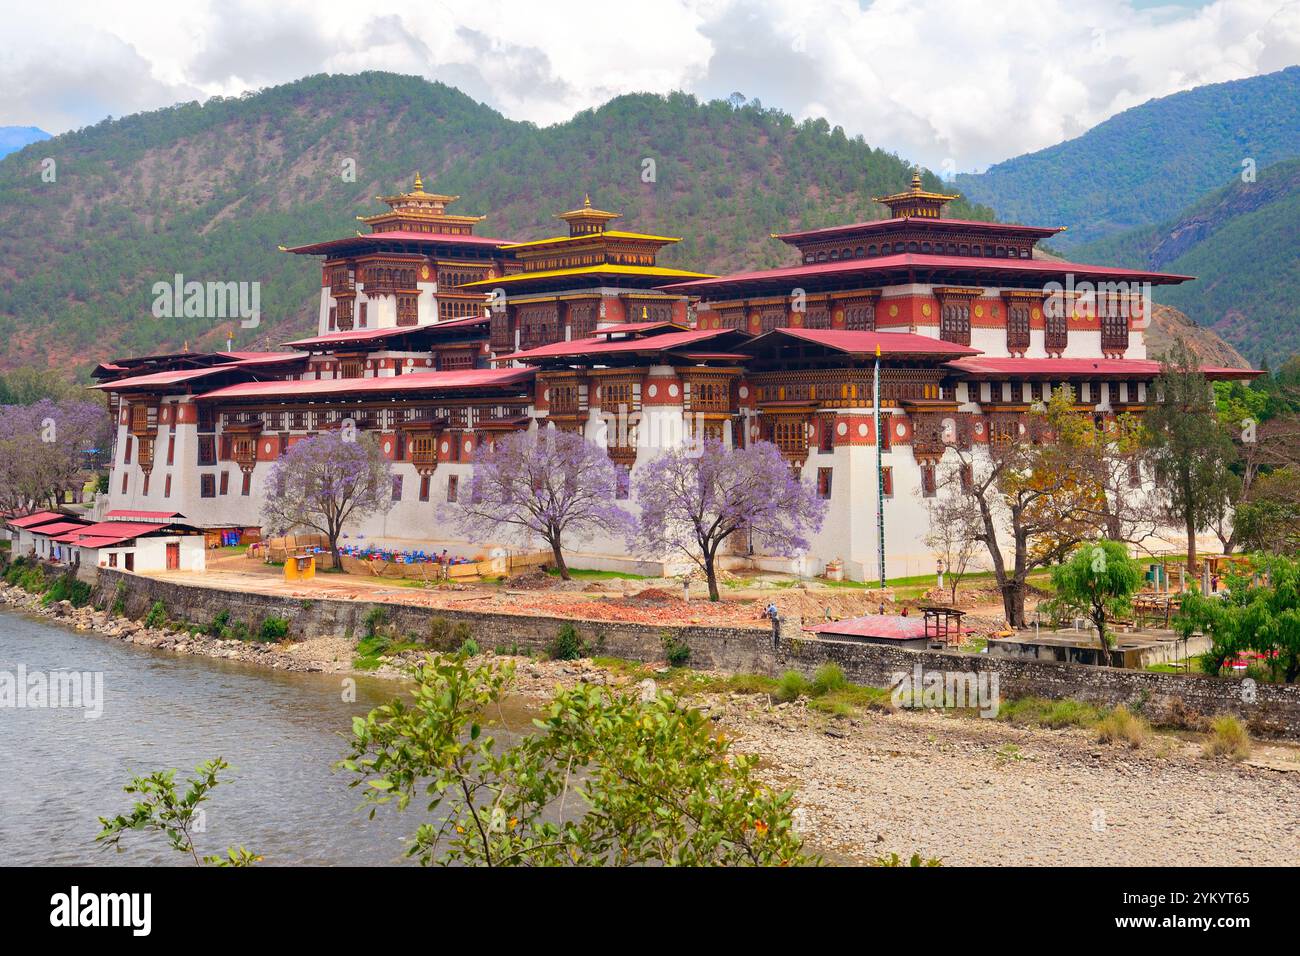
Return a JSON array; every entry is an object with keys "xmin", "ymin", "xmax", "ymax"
[{"xmin": 0, "ymin": 608, "xmax": 536, "ymax": 866}]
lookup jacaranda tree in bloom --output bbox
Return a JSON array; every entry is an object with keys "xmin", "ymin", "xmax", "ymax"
[
  {"xmin": 444, "ymin": 429, "xmax": 635, "ymax": 580},
  {"xmin": 261, "ymin": 429, "xmax": 391, "ymax": 566},
  {"xmin": 635, "ymin": 439, "xmax": 827, "ymax": 602},
  {"xmin": 0, "ymin": 398, "xmax": 112, "ymax": 513}
]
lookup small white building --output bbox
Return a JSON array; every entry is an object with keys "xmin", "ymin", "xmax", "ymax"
[{"xmin": 51, "ymin": 512, "xmax": 206, "ymax": 575}]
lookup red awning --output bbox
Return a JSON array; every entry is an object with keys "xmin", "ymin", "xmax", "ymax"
[{"xmin": 945, "ymin": 356, "xmax": 1260, "ymax": 380}]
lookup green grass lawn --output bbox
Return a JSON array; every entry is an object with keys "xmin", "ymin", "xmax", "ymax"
[{"xmin": 545, "ymin": 567, "xmax": 652, "ymax": 581}]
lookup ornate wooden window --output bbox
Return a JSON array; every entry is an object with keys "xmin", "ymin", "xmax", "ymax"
[
  {"xmin": 1044, "ymin": 309, "xmax": 1068, "ymax": 352},
  {"xmin": 1101, "ymin": 310, "xmax": 1129, "ymax": 354},
  {"xmin": 939, "ymin": 300, "xmax": 971, "ymax": 345},
  {"xmin": 881, "ymin": 467, "xmax": 893, "ymax": 497},
  {"xmin": 568, "ymin": 302, "xmax": 597, "ymax": 339},
  {"xmin": 336, "ymin": 298, "xmax": 354, "ymax": 331},
  {"xmin": 137, "ymin": 438, "xmax": 155, "ymax": 474},
  {"xmin": 718, "ymin": 308, "xmax": 746, "ymax": 330},
  {"xmin": 549, "ymin": 382, "xmax": 581, "ymax": 415},
  {"xmin": 1006, "ymin": 302, "xmax": 1031, "ymax": 352},
  {"xmin": 817, "ymin": 468, "xmax": 833, "ymax": 500},
  {"xmin": 686, "ymin": 378, "xmax": 730, "ymax": 412},
  {"xmin": 396, "ymin": 295, "xmax": 418, "ymax": 327},
  {"xmin": 759, "ymin": 306, "xmax": 786, "ymax": 334},
  {"xmin": 843, "ymin": 299, "xmax": 875, "ymax": 331},
  {"xmin": 767, "ymin": 416, "xmax": 809, "ymax": 461},
  {"xmin": 200, "ymin": 474, "xmax": 215, "ymax": 498},
  {"xmin": 198, "ymin": 435, "xmax": 216, "ymax": 466},
  {"xmin": 601, "ymin": 379, "xmax": 637, "ymax": 413},
  {"xmin": 339, "ymin": 360, "xmax": 363, "ymax": 380},
  {"xmin": 490, "ymin": 309, "xmax": 513, "ymax": 351},
  {"xmin": 410, "ymin": 435, "xmax": 438, "ymax": 474},
  {"xmin": 232, "ymin": 437, "xmax": 257, "ymax": 472},
  {"xmin": 629, "ymin": 299, "xmax": 674, "ymax": 324},
  {"xmin": 519, "ymin": 304, "xmax": 560, "ymax": 350},
  {"xmin": 920, "ymin": 462, "xmax": 937, "ymax": 497},
  {"xmin": 804, "ymin": 306, "xmax": 831, "ymax": 329}
]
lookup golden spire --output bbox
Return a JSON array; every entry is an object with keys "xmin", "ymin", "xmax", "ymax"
[
  {"xmin": 583, "ymin": 193, "xmax": 591, "ymax": 207},
  {"xmin": 910, "ymin": 169, "xmax": 923, "ymax": 192},
  {"xmin": 413, "ymin": 171, "xmax": 424, "ymax": 192}
]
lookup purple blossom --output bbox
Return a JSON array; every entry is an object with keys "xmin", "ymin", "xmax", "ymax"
[
  {"xmin": 443, "ymin": 429, "xmax": 635, "ymax": 579},
  {"xmin": 260, "ymin": 430, "xmax": 391, "ymax": 564},
  {"xmin": 634, "ymin": 439, "xmax": 827, "ymax": 600},
  {"xmin": 0, "ymin": 398, "xmax": 112, "ymax": 511}
]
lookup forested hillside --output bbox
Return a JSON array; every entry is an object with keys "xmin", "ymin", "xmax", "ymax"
[
  {"xmin": 956, "ymin": 67, "xmax": 1300, "ymax": 248},
  {"xmin": 0, "ymin": 72, "xmax": 992, "ymax": 377},
  {"xmin": 1074, "ymin": 157, "xmax": 1300, "ymax": 363}
]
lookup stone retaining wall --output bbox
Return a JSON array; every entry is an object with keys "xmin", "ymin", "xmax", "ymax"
[{"xmin": 95, "ymin": 568, "xmax": 1300, "ymax": 738}]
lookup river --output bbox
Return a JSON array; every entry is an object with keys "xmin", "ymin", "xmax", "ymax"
[{"xmin": 0, "ymin": 608, "xmax": 535, "ymax": 866}]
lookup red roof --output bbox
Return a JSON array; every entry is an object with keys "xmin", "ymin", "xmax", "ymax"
[
  {"xmin": 775, "ymin": 216, "xmax": 1063, "ymax": 242},
  {"xmin": 498, "ymin": 328, "xmax": 744, "ymax": 363},
  {"xmin": 660, "ymin": 253, "xmax": 1193, "ymax": 294},
  {"xmin": 283, "ymin": 316, "xmax": 488, "ymax": 349},
  {"xmin": 592, "ymin": 321, "xmax": 688, "ymax": 336},
  {"xmin": 105, "ymin": 509, "xmax": 186, "ymax": 521},
  {"xmin": 810, "ymin": 615, "xmax": 929, "ymax": 640},
  {"xmin": 54, "ymin": 521, "xmax": 169, "ymax": 547},
  {"xmin": 23, "ymin": 520, "xmax": 90, "ymax": 538},
  {"xmin": 6, "ymin": 511, "xmax": 69, "ymax": 529},
  {"xmin": 199, "ymin": 367, "xmax": 534, "ymax": 401},
  {"xmin": 744, "ymin": 328, "xmax": 982, "ymax": 358},
  {"xmin": 946, "ymin": 356, "xmax": 1260, "ymax": 380},
  {"xmin": 91, "ymin": 366, "xmax": 236, "ymax": 390},
  {"xmin": 283, "ymin": 231, "xmax": 514, "ymax": 255}
]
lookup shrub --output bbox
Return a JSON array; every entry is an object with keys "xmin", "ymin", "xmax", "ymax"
[
  {"xmin": 143, "ymin": 601, "xmax": 167, "ymax": 629},
  {"xmin": 363, "ymin": 606, "xmax": 388, "ymax": 640},
  {"xmin": 660, "ymin": 631, "xmax": 691, "ymax": 667},
  {"xmin": 776, "ymin": 670, "xmax": 810, "ymax": 702},
  {"xmin": 811, "ymin": 663, "xmax": 847, "ymax": 696},
  {"xmin": 259, "ymin": 617, "xmax": 290, "ymax": 643},
  {"xmin": 998, "ymin": 696, "xmax": 1104, "ymax": 729},
  {"xmin": 1095, "ymin": 705, "xmax": 1149, "ymax": 748},
  {"xmin": 548, "ymin": 623, "xmax": 587, "ymax": 661},
  {"xmin": 207, "ymin": 610, "xmax": 231, "ymax": 638},
  {"xmin": 41, "ymin": 573, "xmax": 89, "ymax": 607},
  {"xmin": 458, "ymin": 638, "xmax": 480, "ymax": 657},
  {"xmin": 111, "ymin": 581, "xmax": 128, "ymax": 616},
  {"xmin": 427, "ymin": 617, "xmax": 473, "ymax": 653},
  {"xmin": 1203, "ymin": 715, "xmax": 1251, "ymax": 760}
]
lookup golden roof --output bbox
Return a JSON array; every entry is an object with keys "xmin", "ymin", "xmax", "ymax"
[
  {"xmin": 872, "ymin": 171, "xmax": 960, "ymax": 206},
  {"xmin": 501, "ymin": 229, "xmax": 680, "ymax": 250},
  {"xmin": 460, "ymin": 264, "xmax": 714, "ymax": 288},
  {"xmin": 556, "ymin": 194, "xmax": 620, "ymax": 223}
]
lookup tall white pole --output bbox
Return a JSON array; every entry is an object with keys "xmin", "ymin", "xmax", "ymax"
[{"xmin": 874, "ymin": 343, "xmax": 885, "ymax": 589}]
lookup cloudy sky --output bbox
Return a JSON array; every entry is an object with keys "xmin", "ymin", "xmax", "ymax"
[{"xmin": 2, "ymin": 0, "xmax": 1298, "ymax": 171}]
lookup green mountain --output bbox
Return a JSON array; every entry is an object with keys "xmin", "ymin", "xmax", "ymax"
[
  {"xmin": 0, "ymin": 71, "xmax": 994, "ymax": 378},
  {"xmin": 1073, "ymin": 157, "xmax": 1300, "ymax": 364},
  {"xmin": 955, "ymin": 67, "xmax": 1300, "ymax": 248}
]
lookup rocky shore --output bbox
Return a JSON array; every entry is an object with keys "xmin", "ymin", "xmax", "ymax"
[{"xmin": 5, "ymin": 581, "xmax": 1297, "ymax": 866}]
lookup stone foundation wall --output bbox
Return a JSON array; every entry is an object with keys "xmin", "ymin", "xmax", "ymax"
[{"xmin": 95, "ymin": 569, "xmax": 1300, "ymax": 738}]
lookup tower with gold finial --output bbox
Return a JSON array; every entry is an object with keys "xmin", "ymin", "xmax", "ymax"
[
  {"xmin": 871, "ymin": 169, "xmax": 960, "ymax": 219},
  {"xmin": 357, "ymin": 172, "xmax": 487, "ymax": 236},
  {"xmin": 555, "ymin": 194, "xmax": 621, "ymax": 237}
]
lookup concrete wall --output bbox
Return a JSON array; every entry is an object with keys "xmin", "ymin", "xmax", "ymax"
[{"xmin": 95, "ymin": 568, "xmax": 1300, "ymax": 739}]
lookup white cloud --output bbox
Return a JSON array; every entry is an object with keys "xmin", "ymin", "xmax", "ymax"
[{"xmin": 1, "ymin": 0, "xmax": 1296, "ymax": 169}]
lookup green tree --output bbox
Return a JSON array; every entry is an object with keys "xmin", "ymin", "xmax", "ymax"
[
  {"xmin": 338, "ymin": 653, "xmax": 813, "ymax": 866},
  {"xmin": 1049, "ymin": 540, "xmax": 1144, "ymax": 661},
  {"xmin": 1144, "ymin": 339, "xmax": 1240, "ymax": 570},
  {"xmin": 1176, "ymin": 555, "xmax": 1300, "ymax": 683},
  {"xmin": 96, "ymin": 757, "xmax": 260, "ymax": 866}
]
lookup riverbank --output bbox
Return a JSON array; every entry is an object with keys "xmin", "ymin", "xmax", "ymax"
[{"xmin": 6, "ymin": 580, "xmax": 1298, "ymax": 866}]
